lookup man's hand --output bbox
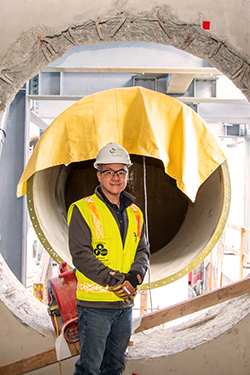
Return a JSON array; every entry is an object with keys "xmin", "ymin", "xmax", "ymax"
[
  {"xmin": 108, "ymin": 270, "xmax": 143, "ymax": 303},
  {"xmin": 109, "ymin": 271, "xmax": 125, "ymax": 287},
  {"xmin": 109, "ymin": 280, "xmax": 137, "ymax": 303}
]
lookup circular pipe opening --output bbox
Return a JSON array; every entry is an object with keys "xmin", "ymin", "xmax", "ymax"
[{"xmin": 27, "ymin": 156, "xmax": 230, "ymax": 289}]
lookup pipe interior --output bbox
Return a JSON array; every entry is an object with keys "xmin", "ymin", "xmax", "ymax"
[{"xmin": 30, "ymin": 155, "xmax": 225, "ymax": 284}]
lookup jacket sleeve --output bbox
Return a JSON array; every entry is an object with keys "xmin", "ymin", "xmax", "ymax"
[{"xmin": 68, "ymin": 206, "xmax": 114, "ymax": 287}]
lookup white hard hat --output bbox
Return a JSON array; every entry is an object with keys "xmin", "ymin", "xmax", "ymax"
[{"xmin": 93, "ymin": 142, "xmax": 132, "ymax": 169}]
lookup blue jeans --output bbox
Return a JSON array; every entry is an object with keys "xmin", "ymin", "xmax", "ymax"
[{"xmin": 74, "ymin": 305, "xmax": 132, "ymax": 375}]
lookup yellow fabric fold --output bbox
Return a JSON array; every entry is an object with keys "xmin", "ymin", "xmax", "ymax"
[{"xmin": 17, "ymin": 86, "xmax": 226, "ymax": 202}]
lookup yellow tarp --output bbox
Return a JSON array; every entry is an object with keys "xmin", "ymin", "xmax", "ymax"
[{"xmin": 17, "ymin": 86, "xmax": 226, "ymax": 202}]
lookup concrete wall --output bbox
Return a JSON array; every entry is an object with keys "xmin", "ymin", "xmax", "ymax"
[
  {"xmin": 125, "ymin": 308, "xmax": 250, "ymax": 375},
  {"xmin": 1, "ymin": 0, "xmax": 250, "ymax": 116},
  {"xmin": 1, "ymin": 1, "xmax": 250, "ymax": 374},
  {"xmin": 125, "ymin": 294, "xmax": 250, "ymax": 375}
]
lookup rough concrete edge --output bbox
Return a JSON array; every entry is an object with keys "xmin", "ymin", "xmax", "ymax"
[
  {"xmin": 128, "ymin": 293, "xmax": 250, "ymax": 359},
  {"xmin": 0, "ymin": 4, "xmax": 250, "ymax": 118},
  {"xmin": 0, "ymin": 252, "xmax": 55, "ymax": 340}
]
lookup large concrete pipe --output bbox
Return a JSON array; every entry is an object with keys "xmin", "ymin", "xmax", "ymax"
[{"xmin": 18, "ymin": 87, "xmax": 230, "ymax": 289}]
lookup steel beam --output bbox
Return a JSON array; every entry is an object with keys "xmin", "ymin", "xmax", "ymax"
[{"xmin": 0, "ymin": 89, "xmax": 28, "ymax": 282}]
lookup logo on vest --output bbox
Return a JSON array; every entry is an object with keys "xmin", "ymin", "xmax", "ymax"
[{"xmin": 94, "ymin": 243, "xmax": 108, "ymax": 257}]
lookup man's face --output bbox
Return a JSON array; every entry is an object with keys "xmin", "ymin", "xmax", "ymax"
[{"xmin": 97, "ymin": 163, "xmax": 128, "ymax": 199}]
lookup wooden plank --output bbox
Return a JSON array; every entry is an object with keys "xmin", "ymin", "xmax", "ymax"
[
  {"xmin": 207, "ymin": 252, "xmax": 213, "ymax": 291},
  {"xmin": 0, "ymin": 341, "xmax": 80, "ymax": 375},
  {"xmin": 227, "ymin": 223, "xmax": 242, "ymax": 231},
  {"xmin": 223, "ymin": 244, "xmax": 240, "ymax": 255},
  {"xmin": 140, "ymin": 291, "xmax": 148, "ymax": 316},
  {"xmin": 166, "ymin": 74, "xmax": 195, "ymax": 94},
  {"xmin": 223, "ymin": 245, "xmax": 250, "ymax": 261},
  {"xmin": 36, "ymin": 249, "xmax": 50, "ymax": 282},
  {"xmin": 240, "ymin": 228, "xmax": 245, "ymax": 279},
  {"xmin": 134, "ymin": 277, "xmax": 250, "ymax": 334}
]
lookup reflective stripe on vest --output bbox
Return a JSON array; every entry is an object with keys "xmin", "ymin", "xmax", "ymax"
[
  {"xmin": 78, "ymin": 282, "xmax": 109, "ymax": 293},
  {"xmin": 84, "ymin": 196, "xmax": 104, "ymax": 239},
  {"xmin": 77, "ymin": 197, "xmax": 107, "ymax": 294},
  {"xmin": 131, "ymin": 203, "xmax": 142, "ymax": 238}
]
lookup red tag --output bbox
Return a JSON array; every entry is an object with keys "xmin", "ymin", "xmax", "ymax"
[{"xmin": 203, "ymin": 21, "xmax": 210, "ymax": 30}]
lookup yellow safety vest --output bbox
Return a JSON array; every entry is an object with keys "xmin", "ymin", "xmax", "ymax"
[{"xmin": 67, "ymin": 194, "xmax": 143, "ymax": 302}]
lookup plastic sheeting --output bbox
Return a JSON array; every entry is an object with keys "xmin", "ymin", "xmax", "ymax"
[{"xmin": 17, "ymin": 86, "xmax": 226, "ymax": 202}]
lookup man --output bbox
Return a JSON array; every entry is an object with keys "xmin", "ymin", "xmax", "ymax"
[{"xmin": 68, "ymin": 142, "xmax": 150, "ymax": 375}]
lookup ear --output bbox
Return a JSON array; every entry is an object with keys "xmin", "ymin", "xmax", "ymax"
[{"xmin": 97, "ymin": 171, "xmax": 101, "ymax": 183}]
